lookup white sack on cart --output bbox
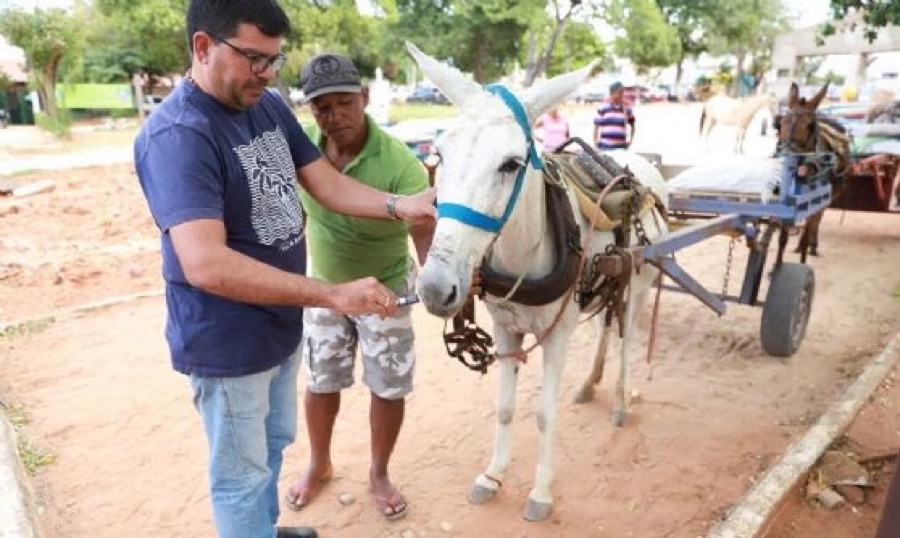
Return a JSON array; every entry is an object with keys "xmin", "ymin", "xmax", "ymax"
[{"xmin": 667, "ymin": 156, "xmax": 782, "ymax": 203}]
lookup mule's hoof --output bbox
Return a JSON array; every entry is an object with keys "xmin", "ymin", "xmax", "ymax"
[
  {"xmin": 810, "ymin": 249, "xmax": 819, "ymax": 257},
  {"xmin": 573, "ymin": 385, "xmax": 594, "ymax": 404},
  {"xmin": 467, "ymin": 483, "xmax": 497, "ymax": 505},
  {"xmin": 611, "ymin": 409, "xmax": 627, "ymax": 427},
  {"xmin": 523, "ymin": 498, "xmax": 552, "ymax": 522}
]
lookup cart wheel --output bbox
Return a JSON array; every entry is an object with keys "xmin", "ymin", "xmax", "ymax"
[{"xmin": 760, "ymin": 263, "xmax": 815, "ymax": 357}]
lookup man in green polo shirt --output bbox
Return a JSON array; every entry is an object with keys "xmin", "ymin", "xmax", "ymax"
[{"xmin": 285, "ymin": 53, "xmax": 433, "ymax": 522}]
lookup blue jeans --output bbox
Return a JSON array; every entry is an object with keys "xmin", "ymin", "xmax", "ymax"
[{"xmin": 190, "ymin": 349, "xmax": 299, "ymax": 538}]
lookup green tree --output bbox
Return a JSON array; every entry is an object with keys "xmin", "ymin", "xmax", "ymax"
[
  {"xmin": 824, "ymin": 0, "xmax": 900, "ymax": 42},
  {"xmin": 706, "ymin": 0, "xmax": 787, "ymax": 95},
  {"xmin": 656, "ymin": 0, "xmax": 716, "ymax": 93},
  {"xmin": 280, "ymin": 0, "xmax": 385, "ymax": 85},
  {"xmin": 454, "ymin": 0, "xmax": 540, "ymax": 82},
  {"xmin": 546, "ymin": 21, "xmax": 609, "ymax": 77},
  {"xmin": 609, "ymin": 0, "xmax": 680, "ymax": 74},
  {"xmin": 521, "ymin": 0, "xmax": 586, "ymax": 86},
  {"xmin": 93, "ymin": 0, "xmax": 189, "ymax": 85},
  {"xmin": 0, "ymin": 6, "xmax": 86, "ymax": 131}
]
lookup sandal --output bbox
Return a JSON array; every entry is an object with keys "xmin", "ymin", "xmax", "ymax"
[
  {"xmin": 284, "ymin": 467, "xmax": 332, "ymax": 511},
  {"xmin": 373, "ymin": 489, "xmax": 408, "ymax": 521}
]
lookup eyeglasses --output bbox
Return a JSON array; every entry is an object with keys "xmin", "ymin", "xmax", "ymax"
[{"xmin": 212, "ymin": 34, "xmax": 286, "ymax": 75}]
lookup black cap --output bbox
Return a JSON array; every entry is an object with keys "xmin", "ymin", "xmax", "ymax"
[{"xmin": 300, "ymin": 53, "xmax": 362, "ymax": 103}]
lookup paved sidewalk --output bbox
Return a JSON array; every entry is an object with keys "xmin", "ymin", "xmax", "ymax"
[{"xmin": 0, "ymin": 146, "xmax": 132, "ymax": 176}]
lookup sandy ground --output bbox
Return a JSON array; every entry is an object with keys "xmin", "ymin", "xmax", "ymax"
[{"xmin": 1, "ymin": 110, "xmax": 899, "ymax": 537}]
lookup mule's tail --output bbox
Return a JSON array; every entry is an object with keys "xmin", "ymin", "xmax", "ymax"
[{"xmin": 699, "ymin": 106, "xmax": 707, "ymax": 136}]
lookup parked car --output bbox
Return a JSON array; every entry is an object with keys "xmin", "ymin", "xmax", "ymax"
[
  {"xmin": 574, "ymin": 84, "xmax": 607, "ymax": 104},
  {"xmin": 406, "ymin": 85, "xmax": 450, "ymax": 105}
]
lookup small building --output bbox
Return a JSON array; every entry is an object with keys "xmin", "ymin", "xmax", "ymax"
[{"xmin": 0, "ymin": 39, "xmax": 35, "ymax": 125}]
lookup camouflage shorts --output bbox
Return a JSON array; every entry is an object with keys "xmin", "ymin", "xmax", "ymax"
[{"xmin": 302, "ymin": 275, "xmax": 415, "ymax": 400}]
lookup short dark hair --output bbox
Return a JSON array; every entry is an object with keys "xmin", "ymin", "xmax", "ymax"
[{"xmin": 186, "ymin": 0, "xmax": 291, "ymax": 52}]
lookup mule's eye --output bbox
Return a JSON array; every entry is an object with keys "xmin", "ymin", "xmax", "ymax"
[{"xmin": 499, "ymin": 158, "xmax": 524, "ymax": 174}]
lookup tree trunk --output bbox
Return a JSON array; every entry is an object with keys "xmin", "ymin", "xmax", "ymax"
[
  {"xmin": 523, "ymin": 2, "xmax": 578, "ymax": 88},
  {"xmin": 42, "ymin": 52, "xmax": 63, "ymax": 119},
  {"xmin": 674, "ymin": 54, "xmax": 684, "ymax": 95},
  {"xmin": 524, "ymin": 31, "xmax": 537, "ymax": 84},
  {"xmin": 473, "ymin": 31, "xmax": 486, "ymax": 83},
  {"xmin": 734, "ymin": 50, "xmax": 746, "ymax": 97}
]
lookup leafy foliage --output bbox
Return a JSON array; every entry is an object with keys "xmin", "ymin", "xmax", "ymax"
[
  {"xmin": 824, "ymin": 0, "xmax": 900, "ymax": 42},
  {"xmin": 0, "ymin": 6, "xmax": 86, "ymax": 132},
  {"xmin": 609, "ymin": 0, "xmax": 680, "ymax": 72}
]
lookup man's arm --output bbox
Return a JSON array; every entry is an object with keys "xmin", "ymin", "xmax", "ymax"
[
  {"xmin": 298, "ymin": 158, "xmax": 435, "ymax": 221},
  {"xmin": 409, "ymin": 218, "xmax": 435, "ymax": 266},
  {"xmin": 169, "ymin": 219, "xmax": 397, "ymax": 317},
  {"xmin": 627, "ymin": 113, "xmax": 636, "ymax": 147}
]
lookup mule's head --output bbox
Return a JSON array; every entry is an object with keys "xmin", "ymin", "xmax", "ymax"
[
  {"xmin": 405, "ymin": 41, "xmax": 594, "ymax": 318},
  {"xmin": 776, "ymin": 82, "xmax": 828, "ymax": 153}
]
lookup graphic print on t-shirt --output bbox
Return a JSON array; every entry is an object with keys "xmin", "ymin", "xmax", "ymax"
[{"xmin": 235, "ymin": 126, "xmax": 305, "ymax": 248}]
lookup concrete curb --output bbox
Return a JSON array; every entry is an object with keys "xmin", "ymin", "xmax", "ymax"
[
  {"xmin": 0, "ymin": 290, "xmax": 163, "ymax": 334},
  {"xmin": 0, "ymin": 414, "xmax": 41, "ymax": 538},
  {"xmin": 0, "ymin": 290, "xmax": 162, "ymax": 538},
  {"xmin": 707, "ymin": 332, "xmax": 900, "ymax": 538}
]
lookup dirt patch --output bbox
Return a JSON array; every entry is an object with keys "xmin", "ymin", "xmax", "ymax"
[
  {"xmin": 762, "ymin": 369, "xmax": 900, "ymax": 538},
  {"xmin": 1, "ymin": 164, "xmax": 899, "ymax": 537}
]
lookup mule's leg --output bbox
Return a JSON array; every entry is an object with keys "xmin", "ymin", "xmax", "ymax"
[
  {"xmin": 795, "ymin": 213, "xmax": 819, "ymax": 261},
  {"xmin": 794, "ymin": 223, "xmax": 808, "ymax": 254},
  {"xmin": 611, "ymin": 269, "xmax": 657, "ymax": 427},
  {"xmin": 468, "ymin": 329, "xmax": 523, "ymax": 506},
  {"xmin": 523, "ymin": 331, "xmax": 570, "ymax": 522},
  {"xmin": 573, "ymin": 316, "xmax": 611, "ymax": 404},
  {"xmin": 807, "ymin": 213, "xmax": 822, "ymax": 256},
  {"xmin": 776, "ymin": 226, "xmax": 788, "ymax": 268},
  {"xmin": 702, "ymin": 119, "xmax": 714, "ymax": 146}
]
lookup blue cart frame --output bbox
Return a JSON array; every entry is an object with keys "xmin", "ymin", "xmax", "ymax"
[{"xmin": 633, "ymin": 152, "xmax": 835, "ymax": 356}]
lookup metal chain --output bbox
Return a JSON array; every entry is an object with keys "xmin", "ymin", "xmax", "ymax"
[
  {"xmin": 722, "ymin": 236, "xmax": 736, "ymax": 298},
  {"xmin": 632, "ymin": 195, "xmax": 651, "ymax": 246}
]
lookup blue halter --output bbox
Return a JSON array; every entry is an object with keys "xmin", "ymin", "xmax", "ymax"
[{"xmin": 436, "ymin": 84, "xmax": 543, "ymax": 233}]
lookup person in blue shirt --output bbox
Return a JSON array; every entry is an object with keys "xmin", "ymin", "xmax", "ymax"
[{"xmin": 132, "ymin": 1, "xmax": 435, "ymax": 537}]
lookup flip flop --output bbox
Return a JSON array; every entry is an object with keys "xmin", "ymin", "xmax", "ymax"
[
  {"xmin": 284, "ymin": 468, "xmax": 332, "ymax": 511},
  {"xmin": 373, "ymin": 489, "xmax": 408, "ymax": 521}
]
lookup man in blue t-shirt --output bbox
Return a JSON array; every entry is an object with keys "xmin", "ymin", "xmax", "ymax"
[{"xmin": 132, "ymin": 2, "xmax": 435, "ymax": 537}]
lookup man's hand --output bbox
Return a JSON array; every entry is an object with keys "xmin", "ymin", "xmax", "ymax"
[
  {"xmin": 395, "ymin": 188, "xmax": 437, "ymax": 221},
  {"xmin": 329, "ymin": 277, "xmax": 398, "ymax": 318}
]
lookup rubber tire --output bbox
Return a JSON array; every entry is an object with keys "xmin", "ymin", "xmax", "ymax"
[{"xmin": 760, "ymin": 263, "xmax": 815, "ymax": 357}]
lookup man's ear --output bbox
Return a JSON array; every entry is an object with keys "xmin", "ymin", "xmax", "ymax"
[
  {"xmin": 361, "ymin": 87, "xmax": 370, "ymax": 107},
  {"xmin": 192, "ymin": 31, "xmax": 214, "ymax": 64}
]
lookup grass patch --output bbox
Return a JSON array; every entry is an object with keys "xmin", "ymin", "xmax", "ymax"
[
  {"xmin": 6, "ymin": 168, "xmax": 41, "ymax": 177},
  {"xmin": 0, "ymin": 317, "xmax": 56, "ymax": 340},
  {"xmin": 0, "ymin": 400, "xmax": 55, "ymax": 476},
  {"xmin": 891, "ymin": 283, "xmax": 900, "ymax": 300}
]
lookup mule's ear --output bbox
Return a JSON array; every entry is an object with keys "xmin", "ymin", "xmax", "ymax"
[
  {"xmin": 521, "ymin": 60, "xmax": 597, "ymax": 124},
  {"xmin": 809, "ymin": 82, "xmax": 829, "ymax": 109},
  {"xmin": 405, "ymin": 41, "xmax": 481, "ymax": 108},
  {"xmin": 788, "ymin": 82, "xmax": 799, "ymax": 108}
]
